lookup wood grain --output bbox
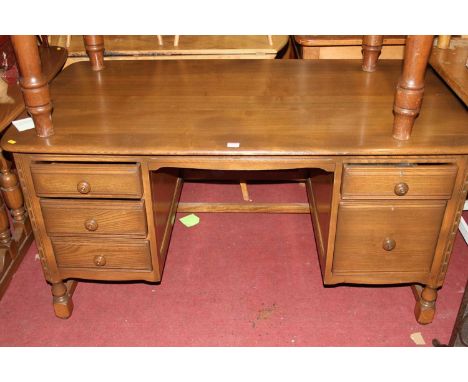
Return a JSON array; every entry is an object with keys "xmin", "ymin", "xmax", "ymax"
[
  {"xmin": 333, "ymin": 200, "xmax": 447, "ymax": 273},
  {"xmin": 40, "ymin": 199, "xmax": 147, "ymax": 237},
  {"xmin": 52, "ymin": 238, "xmax": 152, "ymax": 270},
  {"xmin": 177, "ymin": 202, "xmax": 311, "ymax": 213},
  {"xmin": 341, "ymin": 164, "xmax": 458, "ymax": 199},
  {"xmin": 3, "ymin": 60, "xmax": 467, "ymax": 156},
  {"xmin": 30, "ymin": 162, "xmax": 142, "ymax": 198}
]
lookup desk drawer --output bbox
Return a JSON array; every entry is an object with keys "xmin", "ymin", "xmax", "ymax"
[
  {"xmin": 41, "ymin": 199, "xmax": 147, "ymax": 237},
  {"xmin": 51, "ymin": 238, "xmax": 152, "ymax": 270},
  {"xmin": 341, "ymin": 164, "xmax": 457, "ymax": 199},
  {"xmin": 333, "ymin": 200, "xmax": 446, "ymax": 274},
  {"xmin": 31, "ymin": 163, "xmax": 142, "ymax": 198}
]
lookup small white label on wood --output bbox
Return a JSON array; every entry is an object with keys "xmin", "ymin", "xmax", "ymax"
[
  {"xmin": 12, "ymin": 117, "xmax": 35, "ymax": 132},
  {"xmin": 227, "ymin": 142, "xmax": 240, "ymax": 148}
]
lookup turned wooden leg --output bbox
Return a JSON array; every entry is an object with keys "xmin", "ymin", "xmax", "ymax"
[
  {"xmin": 83, "ymin": 35, "xmax": 105, "ymax": 71},
  {"xmin": 414, "ymin": 285, "xmax": 437, "ymax": 325},
  {"xmin": 52, "ymin": 281, "xmax": 74, "ymax": 319},
  {"xmin": 0, "ymin": 199, "xmax": 11, "ymax": 247},
  {"xmin": 392, "ymin": 35, "xmax": 434, "ymax": 140},
  {"xmin": 10, "ymin": 35, "xmax": 54, "ymax": 138},
  {"xmin": 0, "ymin": 152, "xmax": 26, "ymax": 222},
  {"xmin": 362, "ymin": 35, "xmax": 384, "ymax": 72}
]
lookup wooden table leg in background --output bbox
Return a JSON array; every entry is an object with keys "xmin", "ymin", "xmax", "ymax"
[
  {"xmin": 393, "ymin": 35, "xmax": 434, "ymax": 140},
  {"xmin": 412, "ymin": 284, "xmax": 438, "ymax": 325},
  {"xmin": 362, "ymin": 35, "xmax": 384, "ymax": 72}
]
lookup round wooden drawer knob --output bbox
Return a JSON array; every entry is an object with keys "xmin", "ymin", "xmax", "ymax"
[
  {"xmin": 394, "ymin": 182, "xmax": 409, "ymax": 196},
  {"xmin": 77, "ymin": 181, "xmax": 91, "ymax": 194},
  {"xmin": 383, "ymin": 238, "xmax": 396, "ymax": 251},
  {"xmin": 94, "ymin": 255, "xmax": 106, "ymax": 266},
  {"xmin": 84, "ymin": 219, "xmax": 98, "ymax": 231}
]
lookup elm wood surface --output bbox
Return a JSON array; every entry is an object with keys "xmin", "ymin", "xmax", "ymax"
[
  {"xmin": 341, "ymin": 164, "xmax": 458, "ymax": 199},
  {"xmin": 52, "ymin": 238, "xmax": 152, "ymax": 271},
  {"xmin": 177, "ymin": 202, "xmax": 311, "ymax": 214},
  {"xmin": 3, "ymin": 60, "xmax": 468, "ymax": 156},
  {"xmin": 40, "ymin": 199, "xmax": 147, "ymax": 237},
  {"xmin": 30, "ymin": 162, "xmax": 143, "ymax": 198},
  {"xmin": 333, "ymin": 200, "xmax": 447, "ymax": 273}
]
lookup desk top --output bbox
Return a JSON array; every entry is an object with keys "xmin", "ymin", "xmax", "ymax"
[{"xmin": 2, "ymin": 59, "xmax": 467, "ymax": 157}]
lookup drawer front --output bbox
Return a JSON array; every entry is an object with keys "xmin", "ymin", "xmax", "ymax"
[
  {"xmin": 31, "ymin": 163, "xmax": 142, "ymax": 198},
  {"xmin": 341, "ymin": 164, "xmax": 457, "ymax": 199},
  {"xmin": 41, "ymin": 199, "xmax": 147, "ymax": 237},
  {"xmin": 333, "ymin": 200, "xmax": 446, "ymax": 273},
  {"xmin": 52, "ymin": 238, "xmax": 152, "ymax": 270}
]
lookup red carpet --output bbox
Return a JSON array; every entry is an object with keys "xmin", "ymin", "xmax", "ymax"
[{"xmin": 0, "ymin": 181, "xmax": 467, "ymax": 346}]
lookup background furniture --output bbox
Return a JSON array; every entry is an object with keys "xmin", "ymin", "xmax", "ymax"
[
  {"xmin": 294, "ymin": 35, "xmax": 405, "ymax": 62},
  {"xmin": 48, "ymin": 35, "xmax": 291, "ymax": 67},
  {"xmin": 0, "ymin": 36, "xmax": 67, "ymax": 299},
  {"xmin": 429, "ymin": 36, "xmax": 468, "ymax": 243}
]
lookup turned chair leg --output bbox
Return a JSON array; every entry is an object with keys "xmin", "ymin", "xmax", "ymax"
[
  {"xmin": 362, "ymin": 35, "xmax": 384, "ymax": 72},
  {"xmin": 392, "ymin": 35, "xmax": 434, "ymax": 140},
  {"xmin": 10, "ymin": 35, "xmax": 54, "ymax": 138},
  {"xmin": 0, "ymin": 151, "xmax": 26, "ymax": 223},
  {"xmin": 0, "ymin": 199, "xmax": 12, "ymax": 277},
  {"xmin": 0, "ymin": 200, "xmax": 11, "ymax": 246},
  {"xmin": 52, "ymin": 281, "xmax": 74, "ymax": 319},
  {"xmin": 414, "ymin": 286, "xmax": 438, "ymax": 325},
  {"xmin": 83, "ymin": 35, "xmax": 105, "ymax": 71}
]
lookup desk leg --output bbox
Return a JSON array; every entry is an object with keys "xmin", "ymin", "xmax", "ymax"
[
  {"xmin": 412, "ymin": 285, "xmax": 437, "ymax": 325},
  {"xmin": 393, "ymin": 35, "xmax": 434, "ymax": 140},
  {"xmin": 362, "ymin": 35, "xmax": 384, "ymax": 72},
  {"xmin": 52, "ymin": 281, "xmax": 74, "ymax": 319}
]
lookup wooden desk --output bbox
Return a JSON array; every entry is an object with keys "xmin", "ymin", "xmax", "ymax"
[{"xmin": 2, "ymin": 57, "xmax": 468, "ymax": 324}]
